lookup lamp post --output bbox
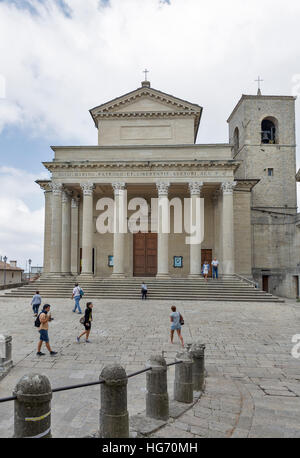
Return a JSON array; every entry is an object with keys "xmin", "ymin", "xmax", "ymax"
[
  {"xmin": 28, "ymin": 259, "xmax": 32, "ymax": 281},
  {"xmin": 3, "ymin": 256, "xmax": 7, "ymax": 285}
]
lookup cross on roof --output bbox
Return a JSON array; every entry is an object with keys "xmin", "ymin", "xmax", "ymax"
[
  {"xmin": 143, "ymin": 68, "xmax": 149, "ymax": 81},
  {"xmin": 255, "ymin": 76, "xmax": 264, "ymax": 95}
]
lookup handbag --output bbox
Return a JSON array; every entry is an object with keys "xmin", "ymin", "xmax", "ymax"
[
  {"xmin": 179, "ymin": 313, "xmax": 184, "ymax": 326},
  {"xmin": 79, "ymin": 316, "xmax": 85, "ymax": 325}
]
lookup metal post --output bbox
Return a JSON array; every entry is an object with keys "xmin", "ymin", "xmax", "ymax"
[
  {"xmin": 99, "ymin": 364, "xmax": 129, "ymax": 438},
  {"xmin": 189, "ymin": 342, "xmax": 206, "ymax": 391},
  {"xmin": 3, "ymin": 256, "xmax": 7, "ymax": 286},
  {"xmin": 174, "ymin": 351, "xmax": 193, "ymax": 403},
  {"xmin": 13, "ymin": 373, "xmax": 52, "ymax": 438},
  {"xmin": 146, "ymin": 354, "xmax": 169, "ymax": 421}
]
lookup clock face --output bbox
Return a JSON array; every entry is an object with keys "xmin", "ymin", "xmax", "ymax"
[{"xmin": 174, "ymin": 256, "xmax": 183, "ymax": 268}]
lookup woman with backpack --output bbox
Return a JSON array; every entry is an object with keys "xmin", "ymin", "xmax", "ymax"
[
  {"xmin": 76, "ymin": 302, "xmax": 93, "ymax": 343},
  {"xmin": 170, "ymin": 305, "xmax": 184, "ymax": 347}
]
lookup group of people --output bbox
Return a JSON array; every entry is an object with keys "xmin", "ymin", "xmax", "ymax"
[
  {"xmin": 202, "ymin": 257, "xmax": 219, "ymax": 282},
  {"xmin": 31, "ymin": 281, "xmax": 185, "ymax": 355},
  {"xmin": 31, "ymin": 284, "xmax": 93, "ymax": 356}
]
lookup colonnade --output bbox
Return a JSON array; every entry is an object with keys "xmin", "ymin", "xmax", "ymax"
[{"xmin": 41, "ymin": 181, "xmax": 237, "ymax": 278}]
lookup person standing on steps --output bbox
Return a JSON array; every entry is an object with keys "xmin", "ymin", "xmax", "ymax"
[
  {"xmin": 203, "ymin": 260, "xmax": 210, "ymax": 282},
  {"xmin": 72, "ymin": 282, "xmax": 83, "ymax": 314},
  {"xmin": 141, "ymin": 281, "xmax": 148, "ymax": 300},
  {"xmin": 170, "ymin": 305, "xmax": 184, "ymax": 347},
  {"xmin": 31, "ymin": 290, "xmax": 42, "ymax": 316},
  {"xmin": 211, "ymin": 257, "xmax": 219, "ymax": 280},
  {"xmin": 77, "ymin": 302, "xmax": 93, "ymax": 343},
  {"xmin": 36, "ymin": 304, "xmax": 57, "ymax": 356}
]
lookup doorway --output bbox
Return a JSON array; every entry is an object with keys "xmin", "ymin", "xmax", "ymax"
[
  {"xmin": 262, "ymin": 275, "xmax": 269, "ymax": 292},
  {"xmin": 133, "ymin": 233, "xmax": 157, "ymax": 276},
  {"xmin": 201, "ymin": 249, "xmax": 212, "ymax": 277}
]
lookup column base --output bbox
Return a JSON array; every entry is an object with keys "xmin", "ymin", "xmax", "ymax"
[
  {"xmin": 111, "ymin": 273, "xmax": 126, "ymax": 279},
  {"xmin": 188, "ymin": 274, "xmax": 202, "ymax": 279},
  {"xmin": 156, "ymin": 273, "xmax": 170, "ymax": 279},
  {"xmin": 79, "ymin": 273, "xmax": 94, "ymax": 280}
]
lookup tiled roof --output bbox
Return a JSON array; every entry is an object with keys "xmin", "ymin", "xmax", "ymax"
[{"xmin": 0, "ymin": 261, "xmax": 23, "ymax": 271}]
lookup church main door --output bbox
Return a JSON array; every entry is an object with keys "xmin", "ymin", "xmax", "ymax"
[{"xmin": 133, "ymin": 233, "xmax": 157, "ymax": 276}]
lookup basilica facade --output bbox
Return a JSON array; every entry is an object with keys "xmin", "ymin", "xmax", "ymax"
[{"xmin": 37, "ymin": 80, "xmax": 300, "ymax": 298}]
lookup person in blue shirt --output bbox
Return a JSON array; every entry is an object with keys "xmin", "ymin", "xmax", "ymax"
[{"xmin": 31, "ymin": 291, "xmax": 42, "ymax": 316}]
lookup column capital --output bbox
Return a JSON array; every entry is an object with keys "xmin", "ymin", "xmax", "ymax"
[
  {"xmin": 156, "ymin": 182, "xmax": 170, "ymax": 196},
  {"xmin": 51, "ymin": 182, "xmax": 63, "ymax": 195},
  {"xmin": 112, "ymin": 182, "xmax": 126, "ymax": 195},
  {"xmin": 221, "ymin": 181, "xmax": 237, "ymax": 195},
  {"xmin": 188, "ymin": 181, "xmax": 203, "ymax": 196},
  {"xmin": 81, "ymin": 182, "xmax": 94, "ymax": 196}
]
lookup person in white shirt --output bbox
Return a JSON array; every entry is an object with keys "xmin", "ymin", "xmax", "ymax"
[
  {"xmin": 211, "ymin": 258, "xmax": 219, "ymax": 279},
  {"xmin": 141, "ymin": 282, "xmax": 148, "ymax": 300},
  {"xmin": 72, "ymin": 283, "xmax": 83, "ymax": 314}
]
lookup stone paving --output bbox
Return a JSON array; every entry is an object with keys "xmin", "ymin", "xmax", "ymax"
[{"xmin": 0, "ymin": 292, "xmax": 300, "ymax": 438}]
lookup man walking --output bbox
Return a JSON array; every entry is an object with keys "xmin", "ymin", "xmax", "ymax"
[
  {"xmin": 31, "ymin": 290, "xmax": 42, "ymax": 316},
  {"xmin": 211, "ymin": 257, "xmax": 219, "ymax": 279},
  {"xmin": 141, "ymin": 281, "xmax": 148, "ymax": 300},
  {"xmin": 72, "ymin": 283, "xmax": 83, "ymax": 314},
  {"xmin": 36, "ymin": 304, "xmax": 57, "ymax": 356}
]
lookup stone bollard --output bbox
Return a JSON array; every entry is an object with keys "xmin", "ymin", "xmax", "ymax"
[
  {"xmin": 174, "ymin": 351, "xmax": 193, "ymax": 404},
  {"xmin": 99, "ymin": 364, "xmax": 129, "ymax": 438},
  {"xmin": 189, "ymin": 342, "xmax": 206, "ymax": 391},
  {"xmin": 0, "ymin": 335, "xmax": 13, "ymax": 377},
  {"xmin": 13, "ymin": 373, "xmax": 52, "ymax": 438},
  {"xmin": 145, "ymin": 354, "xmax": 169, "ymax": 421}
]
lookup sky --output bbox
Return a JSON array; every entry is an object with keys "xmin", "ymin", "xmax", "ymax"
[{"xmin": 0, "ymin": 0, "xmax": 299, "ymax": 271}]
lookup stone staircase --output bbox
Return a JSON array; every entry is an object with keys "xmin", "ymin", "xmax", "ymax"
[{"xmin": 4, "ymin": 276, "xmax": 283, "ymax": 302}]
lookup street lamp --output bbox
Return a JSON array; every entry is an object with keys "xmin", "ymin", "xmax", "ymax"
[
  {"xmin": 28, "ymin": 259, "xmax": 32, "ymax": 281},
  {"xmin": 3, "ymin": 256, "xmax": 7, "ymax": 285}
]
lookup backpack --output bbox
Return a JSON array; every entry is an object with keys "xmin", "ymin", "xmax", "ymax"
[
  {"xmin": 34, "ymin": 312, "xmax": 43, "ymax": 327},
  {"xmin": 80, "ymin": 288, "xmax": 84, "ymax": 298}
]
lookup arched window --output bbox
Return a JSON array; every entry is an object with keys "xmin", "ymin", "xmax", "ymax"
[
  {"xmin": 261, "ymin": 117, "xmax": 278, "ymax": 144},
  {"xmin": 233, "ymin": 127, "xmax": 239, "ymax": 154}
]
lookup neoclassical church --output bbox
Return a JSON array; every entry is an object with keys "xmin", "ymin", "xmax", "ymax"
[{"xmin": 37, "ymin": 80, "xmax": 300, "ymax": 298}]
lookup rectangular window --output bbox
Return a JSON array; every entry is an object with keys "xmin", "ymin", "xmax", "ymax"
[{"xmin": 267, "ymin": 168, "xmax": 274, "ymax": 176}]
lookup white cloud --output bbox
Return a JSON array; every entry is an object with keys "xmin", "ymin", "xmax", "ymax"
[{"xmin": 0, "ymin": 166, "xmax": 46, "ymax": 269}]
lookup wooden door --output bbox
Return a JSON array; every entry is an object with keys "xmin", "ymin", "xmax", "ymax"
[
  {"xmin": 133, "ymin": 233, "xmax": 157, "ymax": 276},
  {"xmin": 201, "ymin": 249, "xmax": 212, "ymax": 277},
  {"xmin": 262, "ymin": 275, "xmax": 269, "ymax": 292}
]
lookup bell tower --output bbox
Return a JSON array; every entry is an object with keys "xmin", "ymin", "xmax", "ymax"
[{"xmin": 227, "ymin": 92, "xmax": 297, "ymax": 212}]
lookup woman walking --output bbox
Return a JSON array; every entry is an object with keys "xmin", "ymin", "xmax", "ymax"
[
  {"xmin": 203, "ymin": 260, "xmax": 210, "ymax": 282},
  {"xmin": 77, "ymin": 302, "xmax": 93, "ymax": 343},
  {"xmin": 170, "ymin": 305, "xmax": 184, "ymax": 347}
]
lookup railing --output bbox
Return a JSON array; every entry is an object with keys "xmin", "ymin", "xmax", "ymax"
[
  {"xmin": 234, "ymin": 273, "xmax": 258, "ymax": 288},
  {"xmin": 0, "ymin": 340, "xmax": 205, "ymax": 438}
]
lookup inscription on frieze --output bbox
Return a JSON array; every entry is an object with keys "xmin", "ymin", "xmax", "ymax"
[{"xmin": 55, "ymin": 170, "xmax": 233, "ymax": 178}]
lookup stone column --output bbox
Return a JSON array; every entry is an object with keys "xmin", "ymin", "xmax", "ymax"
[
  {"xmin": 41, "ymin": 183, "xmax": 52, "ymax": 274},
  {"xmin": 80, "ymin": 182, "xmax": 94, "ymax": 277},
  {"xmin": 146, "ymin": 354, "xmax": 169, "ymax": 421},
  {"xmin": 50, "ymin": 182, "xmax": 63, "ymax": 274},
  {"xmin": 61, "ymin": 190, "xmax": 71, "ymax": 275},
  {"xmin": 212, "ymin": 190, "xmax": 220, "ymax": 269},
  {"xmin": 188, "ymin": 182, "xmax": 203, "ymax": 277},
  {"xmin": 112, "ymin": 183, "xmax": 127, "ymax": 278},
  {"xmin": 70, "ymin": 197, "xmax": 80, "ymax": 275},
  {"xmin": 156, "ymin": 182, "xmax": 170, "ymax": 278},
  {"xmin": 221, "ymin": 182, "xmax": 237, "ymax": 275},
  {"xmin": 174, "ymin": 351, "xmax": 194, "ymax": 403}
]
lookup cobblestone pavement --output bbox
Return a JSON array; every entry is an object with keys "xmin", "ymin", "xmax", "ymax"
[{"xmin": 0, "ymin": 293, "xmax": 300, "ymax": 438}]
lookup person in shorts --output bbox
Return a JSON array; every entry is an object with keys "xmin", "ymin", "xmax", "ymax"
[
  {"xmin": 170, "ymin": 305, "xmax": 184, "ymax": 347},
  {"xmin": 77, "ymin": 302, "xmax": 93, "ymax": 343},
  {"xmin": 36, "ymin": 304, "xmax": 57, "ymax": 356}
]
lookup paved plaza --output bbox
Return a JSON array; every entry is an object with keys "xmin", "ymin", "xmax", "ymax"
[{"xmin": 0, "ymin": 292, "xmax": 300, "ymax": 438}]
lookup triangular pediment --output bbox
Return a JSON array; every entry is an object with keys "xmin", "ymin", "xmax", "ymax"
[{"xmin": 90, "ymin": 85, "xmax": 202, "ymax": 119}]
